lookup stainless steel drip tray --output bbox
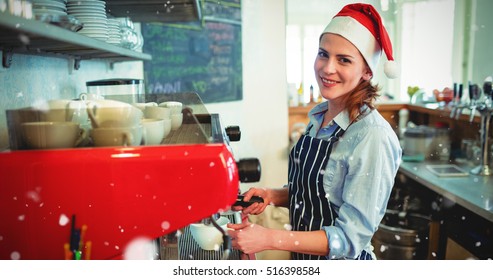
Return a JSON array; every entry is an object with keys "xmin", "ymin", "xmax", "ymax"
[{"xmin": 158, "ymin": 211, "xmax": 243, "ymax": 260}]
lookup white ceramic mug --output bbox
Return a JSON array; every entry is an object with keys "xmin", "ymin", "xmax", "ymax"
[
  {"xmin": 144, "ymin": 106, "xmax": 171, "ymax": 120},
  {"xmin": 189, "ymin": 217, "xmax": 230, "ymax": 250},
  {"xmin": 37, "ymin": 99, "xmax": 88, "ymax": 125},
  {"xmin": 162, "ymin": 118, "xmax": 172, "ymax": 140},
  {"xmin": 133, "ymin": 102, "xmax": 157, "ymax": 112},
  {"xmin": 170, "ymin": 113, "xmax": 183, "ymax": 130},
  {"xmin": 86, "ymin": 99, "xmax": 143, "ymax": 128},
  {"xmin": 159, "ymin": 101, "xmax": 183, "ymax": 114},
  {"xmin": 141, "ymin": 118, "xmax": 165, "ymax": 145},
  {"xmin": 21, "ymin": 121, "xmax": 87, "ymax": 149},
  {"xmin": 91, "ymin": 125, "xmax": 144, "ymax": 147}
]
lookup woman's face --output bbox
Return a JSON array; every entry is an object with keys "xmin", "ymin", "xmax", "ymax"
[{"xmin": 314, "ymin": 33, "xmax": 372, "ymax": 102}]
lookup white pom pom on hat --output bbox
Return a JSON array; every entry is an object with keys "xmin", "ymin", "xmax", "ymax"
[
  {"xmin": 322, "ymin": 3, "xmax": 398, "ymax": 79},
  {"xmin": 384, "ymin": 60, "xmax": 399, "ymax": 79}
]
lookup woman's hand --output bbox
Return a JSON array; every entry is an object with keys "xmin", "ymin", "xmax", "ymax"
[
  {"xmin": 232, "ymin": 187, "xmax": 272, "ymax": 215},
  {"xmin": 227, "ymin": 220, "xmax": 272, "ymax": 254}
]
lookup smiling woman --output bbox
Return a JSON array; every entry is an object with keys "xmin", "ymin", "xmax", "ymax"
[{"xmin": 286, "ymin": 0, "xmax": 493, "ymax": 103}]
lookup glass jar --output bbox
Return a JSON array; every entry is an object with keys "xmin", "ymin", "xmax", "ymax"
[{"xmin": 433, "ymin": 128, "xmax": 451, "ymax": 161}]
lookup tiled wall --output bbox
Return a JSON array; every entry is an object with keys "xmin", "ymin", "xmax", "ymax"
[{"xmin": 0, "ymin": 52, "xmax": 143, "ymax": 150}]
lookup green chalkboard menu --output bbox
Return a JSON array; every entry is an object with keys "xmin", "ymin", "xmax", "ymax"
[{"xmin": 142, "ymin": 0, "xmax": 242, "ymax": 103}]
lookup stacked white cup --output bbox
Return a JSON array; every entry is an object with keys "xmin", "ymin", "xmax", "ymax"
[
  {"xmin": 158, "ymin": 101, "xmax": 183, "ymax": 131},
  {"xmin": 86, "ymin": 100, "xmax": 144, "ymax": 147}
]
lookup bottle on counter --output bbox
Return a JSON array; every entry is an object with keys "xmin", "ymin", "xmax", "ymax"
[
  {"xmin": 310, "ymin": 85, "xmax": 315, "ymax": 103},
  {"xmin": 297, "ymin": 82, "xmax": 305, "ymax": 106}
]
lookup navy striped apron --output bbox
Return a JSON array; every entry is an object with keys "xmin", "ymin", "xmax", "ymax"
[{"xmin": 288, "ymin": 125, "xmax": 372, "ymax": 260}]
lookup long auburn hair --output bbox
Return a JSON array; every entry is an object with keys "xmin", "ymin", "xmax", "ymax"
[{"xmin": 344, "ymin": 80, "xmax": 381, "ymax": 122}]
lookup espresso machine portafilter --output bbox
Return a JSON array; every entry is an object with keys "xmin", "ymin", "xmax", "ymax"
[{"xmin": 158, "ymin": 124, "xmax": 263, "ymax": 260}]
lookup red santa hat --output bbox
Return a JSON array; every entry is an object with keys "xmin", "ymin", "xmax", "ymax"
[{"xmin": 322, "ymin": 3, "xmax": 398, "ymax": 79}]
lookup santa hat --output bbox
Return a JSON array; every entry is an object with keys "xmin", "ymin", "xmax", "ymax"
[{"xmin": 322, "ymin": 3, "xmax": 398, "ymax": 79}]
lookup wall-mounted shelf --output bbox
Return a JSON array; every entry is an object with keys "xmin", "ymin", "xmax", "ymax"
[{"xmin": 0, "ymin": 12, "xmax": 152, "ymax": 69}]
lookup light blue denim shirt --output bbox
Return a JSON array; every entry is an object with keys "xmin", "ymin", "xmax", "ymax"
[{"xmin": 306, "ymin": 101, "xmax": 402, "ymax": 259}]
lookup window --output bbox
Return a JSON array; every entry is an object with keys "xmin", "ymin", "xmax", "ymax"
[
  {"xmin": 286, "ymin": 24, "xmax": 325, "ymax": 105},
  {"xmin": 399, "ymin": 0, "xmax": 455, "ymax": 100}
]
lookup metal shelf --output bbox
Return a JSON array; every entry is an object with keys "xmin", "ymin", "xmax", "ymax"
[{"xmin": 0, "ymin": 12, "xmax": 152, "ymax": 69}]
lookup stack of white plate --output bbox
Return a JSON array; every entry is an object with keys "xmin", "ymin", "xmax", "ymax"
[
  {"xmin": 32, "ymin": 0, "xmax": 68, "ymax": 17},
  {"xmin": 107, "ymin": 18, "xmax": 122, "ymax": 46},
  {"xmin": 67, "ymin": 0, "xmax": 108, "ymax": 41}
]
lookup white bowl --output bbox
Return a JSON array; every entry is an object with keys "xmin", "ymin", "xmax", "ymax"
[{"xmin": 189, "ymin": 216, "xmax": 230, "ymax": 250}]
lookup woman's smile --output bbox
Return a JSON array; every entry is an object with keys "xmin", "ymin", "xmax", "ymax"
[{"xmin": 320, "ymin": 77, "xmax": 339, "ymax": 87}]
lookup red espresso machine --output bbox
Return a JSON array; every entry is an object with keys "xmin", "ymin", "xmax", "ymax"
[{"xmin": 0, "ymin": 92, "xmax": 261, "ymax": 260}]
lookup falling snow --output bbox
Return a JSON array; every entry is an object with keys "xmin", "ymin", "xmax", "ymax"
[
  {"xmin": 59, "ymin": 214, "xmax": 69, "ymax": 226},
  {"xmin": 123, "ymin": 237, "xmax": 155, "ymax": 260},
  {"xmin": 26, "ymin": 190, "xmax": 41, "ymax": 203},
  {"xmin": 161, "ymin": 221, "xmax": 171, "ymax": 230},
  {"xmin": 10, "ymin": 251, "xmax": 20, "ymax": 260},
  {"xmin": 18, "ymin": 34, "xmax": 30, "ymax": 44},
  {"xmin": 332, "ymin": 240, "xmax": 341, "ymax": 250}
]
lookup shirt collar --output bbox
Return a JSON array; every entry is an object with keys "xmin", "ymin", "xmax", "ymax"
[{"xmin": 308, "ymin": 101, "xmax": 352, "ymax": 131}]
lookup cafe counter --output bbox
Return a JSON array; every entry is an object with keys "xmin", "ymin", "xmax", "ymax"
[
  {"xmin": 397, "ymin": 160, "xmax": 493, "ymax": 259},
  {"xmin": 399, "ymin": 161, "xmax": 492, "ymax": 223}
]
